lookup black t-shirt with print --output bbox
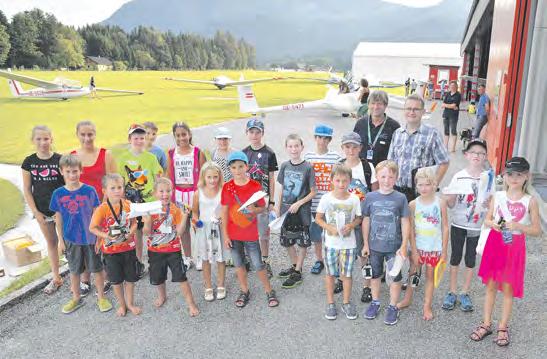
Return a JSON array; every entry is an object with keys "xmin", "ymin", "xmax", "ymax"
[
  {"xmin": 21, "ymin": 153, "xmax": 65, "ymax": 216},
  {"xmin": 242, "ymin": 144, "xmax": 278, "ymax": 196},
  {"xmin": 353, "ymin": 115, "xmax": 400, "ymax": 167},
  {"xmin": 442, "ymin": 91, "xmax": 462, "ymax": 118}
]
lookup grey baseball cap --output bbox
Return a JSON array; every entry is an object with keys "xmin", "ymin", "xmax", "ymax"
[{"xmin": 341, "ymin": 132, "xmax": 362, "ymax": 145}]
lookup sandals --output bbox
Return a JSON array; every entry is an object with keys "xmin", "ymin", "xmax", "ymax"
[
  {"xmin": 216, "ymin": 287, "xmax": 227, "ymax": 300},
  {"xmin": 43, "ymin": 279, "xmax": 63, "ymax": 295},
  {"xmin": 470, "ymin": 322, "xmax": 492, "ymax": 341},
  {"xmin": 267, "ymin": 290, "xmax": 279, "ymax": 307},
  {"xmin": 494, "ymin": 327, "xmax": 510, "ymax": 347},
  {"xmin": 235, "ymin": 290, "xmax": 250, "ymax": 308},
  {"xmin": 204, "ymin": 288, "xmax": 215, "ymax": 302}
]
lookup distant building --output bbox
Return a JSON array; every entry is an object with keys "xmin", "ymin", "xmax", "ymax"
[
  {"xmin": 351, "ymin": 42, "xmax": 462, "ymax": 85},
  {"xmin": 85, "ymin": 56, "xmax": 113, "ymax": 71}
]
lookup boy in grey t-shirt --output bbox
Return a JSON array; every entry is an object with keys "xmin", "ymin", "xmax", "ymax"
[
  {"xmin": 362, "ymin": 160, "xmax": 410, "ymax": 326},
  {"xmin": 275, "ymin": 134, "xmax": 317, "ymax": 290}
]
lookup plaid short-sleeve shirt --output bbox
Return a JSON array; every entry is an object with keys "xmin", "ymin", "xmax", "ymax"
[{"xmin": 387, "ymin": 124, "xmax": 449, "ymax": 188}]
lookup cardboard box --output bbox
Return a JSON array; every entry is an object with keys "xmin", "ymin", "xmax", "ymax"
[{"xmin": 2, "ymin": 235, "xmax": 42, "ymax": 267}]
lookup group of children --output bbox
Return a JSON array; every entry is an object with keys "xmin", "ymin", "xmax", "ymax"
[{"xmin": 21, "ymin": 118, "xmax": 541, "ymax": 347}]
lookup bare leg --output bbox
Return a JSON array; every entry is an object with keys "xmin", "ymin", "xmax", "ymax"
[
  {"xmin": 257, "ymin": 269, "xmax": 272, "ymax": 293},
  {"xmin": 341, "ymin": 277, "xmax": 353, "ymax": 304},
  {"xmin": 499, "ymin": 283, "xmax": 513, "ymax": 328},
  {"xmin": 449, "ymin": 265, "xmax": 458, "ymax": 293},
  {"xmin": 389, "ymin": 281, "xmax": 402, "ymax": 307},
  {"xmin": 443, "ymin": 135, "xmax": 449, "ymax": 148},
  {"xmin": 154, "ymin": 283, "xmax": 167, "ymax": 307},
  {"xmin": 81, "ymin": 271, "xmax": 91, "ymax": 285},
  {"xmin": 371, "ymin": 278, "xmax": 381, "ymax": 300},
  {"xmin": 314, "ymin": 242, "xmax": 323, "ymax": 262},
  {"xmin": 70, "ymin": 273, "xmax": 81, "ymax": 301},
  {"xmin": 325, "ymin": 275, "xmax": 335, "ymax": 304},
  {"xmin": 482, "ymin": 280, "xmax": 497, "ymax": 326},
  {"xmin": 235, "ymin": 266, "xmax": 249, "ymax": 293},
  {"xmin": 112, "ymin": 284, "xmax": 127, "ymax": 317},
  {"xmin": 449, "ymin": 135, "xmax": 457, "ymax": 152},
  {"xmin": 179, "ymin": 281, "xmax": 199, "ymax": 316},
  {"xmin": 462, "ymin": 267, "xmax": 474, "ymax": 293},
  {"xmin": 41, "ymin": 222, "xmax": 62, "ymax": 282},
  {"xmin": 423, "ymin": 266, "xmax": 435, "ymax": 320},
  {"xmin": 181, "ymin": 222, "xmax": 192, "ymax": 259},
  {"xmin": 93, "ymin": 271, "xmax": 105, "ymax": 300},
  {"xmin": 296, "ymin": 247, "xmax": 307, "ymax": 272},
  {"xmin": 125, "ymin": 282, "xmax": 141, "ymax": 315},
  {"xmin": 287, "ymin": 245, "xmax": 297, "ymax": 267},
  {"xmin": 202, "ymin": 260, "xmax": 213, "ymax": 289},
  {"xmin": 398, "ymin": 263, "xmax": 418, "ymax": 309},
  {"xmin": 216, "ymin": 262, "xmax": 226, "ymax": 288},
  {"xmin": 259, "ymin": 239, "xmax": 269, "ymax": 258}
]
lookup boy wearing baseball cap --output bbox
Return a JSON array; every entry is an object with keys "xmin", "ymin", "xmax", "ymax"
[
  {"xmin": 116, "ymin": 124, "xmax": 163, "ymax": 276},
  {"xmin": 242, "ymin": 118, "xmax": 279, "ymax": 277},
  {"xmin": 441, "ymin": 138, "xmax": 494, "ymax": 312},
  {"xmin": 304, "ymin": 124, "xmax": 342, "ymax": 275},
  {"xmin": 220, "ymin": 151, "xmax": 279, "ymax": 308}
]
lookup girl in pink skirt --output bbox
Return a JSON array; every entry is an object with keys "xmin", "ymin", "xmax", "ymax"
[{"xmin": 470, "ymin": 157, "xmax": 541, "ymax": 346}]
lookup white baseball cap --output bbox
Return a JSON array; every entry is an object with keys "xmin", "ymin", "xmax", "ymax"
[{"xmin": 214, "ymin": 127, "xmax": 232, "ymax": 139}]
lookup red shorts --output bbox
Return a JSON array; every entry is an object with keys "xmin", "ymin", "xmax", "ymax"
[{"xmin": 418, "ymin": 250, "xmax": 441, "ymax": 267}]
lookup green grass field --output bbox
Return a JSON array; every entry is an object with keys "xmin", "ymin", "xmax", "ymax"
[
  {"xmin": 0, "ymin": 70, "xmax": 403, "ymax": 164},
  {"xmin": 0, "ymin": 178, "xmax": 24, "ymax": 234}
]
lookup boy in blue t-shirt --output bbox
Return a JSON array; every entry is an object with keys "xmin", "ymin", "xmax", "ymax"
[
  {"xmin": 50, "ymin": 154, "xmax": 112, "ymax": 314},
  {"xmin": 362, "ymin": 160, "xmax": 410, "ymax": 326}
]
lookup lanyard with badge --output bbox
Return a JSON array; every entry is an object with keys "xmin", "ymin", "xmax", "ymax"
[
  {"xmin": 151, "ymin": 204, "xmax": 174, "ymax": 247},
  {"xmin": 366, "ymin": 115, "xmax": 387, "ymax": 160},
  {"xmin": 106, "ymin": 199, "xmax": 127, "ymax": 246}
]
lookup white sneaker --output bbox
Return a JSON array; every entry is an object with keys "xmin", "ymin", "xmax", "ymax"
[{"xmin": 204, "ymin": 288, "xmax": 214, "ymax": 301}]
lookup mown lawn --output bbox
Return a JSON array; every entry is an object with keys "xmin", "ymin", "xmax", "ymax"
[{"xmin": 0, "ymin": 178, "xmax": 24, "ymax": 235}]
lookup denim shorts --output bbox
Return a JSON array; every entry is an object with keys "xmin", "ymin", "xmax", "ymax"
[
  {"xmin": 230, "ymin": 240, "xmax": 265, "ymax": 271},
  {"xmin": 369, "ymin": 250, "xmax": 402, "ymax": 282},
  {"xmin": 309, "ymin": 219, "xmax": 323, "ymax": 243}
]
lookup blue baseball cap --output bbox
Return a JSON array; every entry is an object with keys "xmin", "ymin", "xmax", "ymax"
[
  {"xmin": 246, "ymin": 118, "xmax": 264, "ymax": 132},
  {"xmin": 314, "ymin": 124, "xmax": 334, "ymax": 137},
  {"xmin": 227, "ymin": 150, "xmax": 249, "ymax": 165}
]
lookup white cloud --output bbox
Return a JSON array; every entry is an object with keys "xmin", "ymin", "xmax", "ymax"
[
  {"xmin": 381, "ymin": 0, "xmax": 444, "ymax": 8},
  {"xmin": 0, "ymin": 0, "xmax": 132, "ymax": 26}
]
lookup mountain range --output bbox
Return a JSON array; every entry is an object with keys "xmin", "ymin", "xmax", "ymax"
[{"xmin": 103, "ymin": 0, "xmax": 472, "ymax": 66}]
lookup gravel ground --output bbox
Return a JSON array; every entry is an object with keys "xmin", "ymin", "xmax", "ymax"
[{"xmin": 1, "ymin": 103, "xmax": 545, "ymax": 358}]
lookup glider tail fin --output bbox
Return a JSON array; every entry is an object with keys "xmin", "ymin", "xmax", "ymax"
[
  {"xmin": 237, "ymin": 85, "xmax": 260, "ymax": 113},
  {"xmin": 8, "ymin": 79, "xmax": 23, "ymax": 97}
]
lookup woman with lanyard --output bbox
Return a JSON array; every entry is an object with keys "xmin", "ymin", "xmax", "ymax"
[
  {"xmin": 353, "ymin": 90, "xmax": 400, "ymax": 167},
  {"xmin": 71, "ymin": 120, "xmax": 117, "ymax": 295}
]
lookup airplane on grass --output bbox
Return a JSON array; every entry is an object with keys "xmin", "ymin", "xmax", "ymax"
[
  {"xmin": 0, "ymin": 69, "xmax": 144, "ymax": 100},
  {"xmin": 237, "ymin": 84, "xmax": 361, "ymax": 116},
  {"xmin": 164, "ymin": 74, "xmax": 286, "ymax": 90}
]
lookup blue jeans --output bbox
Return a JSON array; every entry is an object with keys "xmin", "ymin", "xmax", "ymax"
[
  {"xmin": 230, "ymin": 240, "xmax": 265, "ymax": 271},
  {"xmin": 473, "ymin": 115, "xmax": 487, "ymax": 138}
]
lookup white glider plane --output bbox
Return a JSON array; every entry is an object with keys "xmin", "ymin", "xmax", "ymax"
[
  {"xmin": 0, "ymin": 69, "xmax": 144, "ymax": 100},
  {"xmin": 237, "ymin": 84, "xmax": 361, "ymax": 116},
  {"xmin": 164, "ymin": 74, "xmax": 286, "ymax": 90}
]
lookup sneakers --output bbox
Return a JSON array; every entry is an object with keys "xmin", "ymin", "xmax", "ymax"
[
  {"xmin": 341, "ymin": 302, "xmax": 358, "ymax": 320},
  {"xmin": 333, "ymin": 279, "xmax": 343, "ymax": 294},
  {"xmin": 204, "ymin": 288, "xmax": 215, "ymax": 302},
  {"xmin": 216, "ymin": 287, "xmax": 227, "ymax": 300},
  {"xmin": 62, "ymin": 298, "xmax": 85, "ymax": 314},
  {"xmin": 281, "ymin": 271, "xmax": 302, "ymax": 289},
  {"xmin": 265, "ymin": 262, "xmax": 273, "ymax": 278},
  {"xmin": 79, "ymin": 282, "xmax": 90, "ymax": 297},
  {"xmin": 97, "ymin": 297, "xmax": 113, "ymax": 312},
  {"xmin": 325, "ymin": 303, "xmax": 337, "ymax": 320},
  {"xmin": 364, "ymin": 301, "xmax": 381, "ymax": 319},
  {"xmin": 442, "ymin": 292, "xmax": 457, "ymax": 310},
  {"xmin": 361, "ymin": 287, "xmax": 372, "ymax": 303},
  {"xmin": 278, "ymin": 266, "xmax": 296, "ymax": 279},
  {"xmin": 459, "ymin": 293, "xmax": 474, "ymax": 312},
  {"xmin": 310, "ymin": 260, "xmax": 325, "ymax": 275},
  {"xmin": 384, "ymin": 305, "xmax": 400, "ymax": 325}
]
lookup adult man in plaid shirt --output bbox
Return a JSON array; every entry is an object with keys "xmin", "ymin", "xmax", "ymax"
[{"xmin": 388, "ymin": 94, "xmax": 450, "ymax": 202}]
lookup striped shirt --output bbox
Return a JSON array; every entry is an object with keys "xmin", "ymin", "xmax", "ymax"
[
  {"xmin": 387, "ymin": 124, "xmax": 449, "ymax": 188},
  {"xmin": 212, "ymin": 149, "xmax": 234, "ymax": 183},
  {"xmin": 304, "ymin": 150, "xmax": 342, "ymax": 213}
]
